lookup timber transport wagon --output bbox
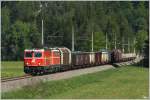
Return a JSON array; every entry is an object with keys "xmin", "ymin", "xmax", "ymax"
[
  {"xmin": 72, "ymin": 52, "xmax": 90, "ymax": 67},
  {"xmin": 58, "ymin": 47, "xmax": 71, "ymax": 70},
  {"xmin": 122, "ymin": 53, "xmax": 136, "ymax": 61},
  {"xmin": 95, "ymin": 52, "xmax": 101, "ymax": 65},
  {"xmin": 111, "ymin": 49, "xmax": 122, "ymax": 63},
  {"xmin": 89, "ymin": 52, "xmax": 95, "ymax": 65},
  {"xmin": 72, "ymin": 52, "xmax": 84, "ymax": 67},
  {"xmin": 101, "ymin": 51, "xmax": 109, "ymax": 64},
  {"xmin": 82, "ymin": 52, "xmax": 90, "ymax": 66}
]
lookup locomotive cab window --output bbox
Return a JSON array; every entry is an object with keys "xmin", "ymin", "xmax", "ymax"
[
  {"xmin": 25, "ymin": 52, "xmax": 32, "ymax": 57},
  {"xmin": 34, "ymin": 52, "xmax": 42, "ymax": 57}
]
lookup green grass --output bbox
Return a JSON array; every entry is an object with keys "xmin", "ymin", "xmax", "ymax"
[
  {"xmin": 1, "ymin": 61, "xmax": 24, "ymax": 78},
  {"xmin": 2, "ymin": 66, "xmax": 149, "ymax": 99}
]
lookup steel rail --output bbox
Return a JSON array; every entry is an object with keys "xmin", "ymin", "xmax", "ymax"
[{"xmin": 1, "ymin": 74, "xmax": 32, "ymax": 82}]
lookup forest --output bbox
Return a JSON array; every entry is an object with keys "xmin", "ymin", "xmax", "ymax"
[{"xmin": 1, "ymin": 1, "xmax": 149, "ymax": 60}]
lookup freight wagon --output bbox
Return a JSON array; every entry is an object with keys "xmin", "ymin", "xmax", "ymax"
[
  {"xmin": 122, "ymin": 53, "xmax": 136, "ymax": 62},
  {"xmin": 72, "ymin": 52, "xmax": 91, "ymax": 69}
]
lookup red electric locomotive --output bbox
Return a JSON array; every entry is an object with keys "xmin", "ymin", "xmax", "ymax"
[{"xmin": 24, "ymin": 47, "xmax": 71, "ymax": 74}]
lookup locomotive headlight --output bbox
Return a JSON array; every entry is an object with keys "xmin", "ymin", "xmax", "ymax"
[
  {"xmin": 38, "ymin": 63, "xmax": 41, "ymax": 65},
  {"xmin": 26, "ymin": 62, "xmax": 28, "ymax": 65}
]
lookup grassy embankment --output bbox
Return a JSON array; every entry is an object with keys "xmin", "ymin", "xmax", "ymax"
[
  {"xmin": 2, "ymin": 66, "xmax": 149, "ymax": 99},
  {"xmin": 1, "ymin": 61, "xmax": 24, "ymax": 78}
]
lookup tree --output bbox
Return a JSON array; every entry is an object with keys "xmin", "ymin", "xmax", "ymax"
[
  {"xmin": 29, "ymin": 22, "xmax": 42, "ymax": 48},
  {"xmin": 1, "ymin": 1, "xmax": 149, "ymax": 60},
  {"xmin": 135, "ymin": 30, "xmax": 148, "ymax": 54},
  {"xmin": 93, "ymin": 31, "xmax": 105, "ymax": 51},
  {"xmin": 10, "ymin": 20, "xmax": 30, "ymax": 60},
  {"xmin": 1, "ymin": 6, "xmax": 11, "ymax": 60},
  {"xmin": 142, "ymin": 39, "xmax": 149, "ymax": 67}
]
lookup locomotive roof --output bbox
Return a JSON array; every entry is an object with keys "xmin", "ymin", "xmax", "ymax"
[
  {"xmin": 24, "ymin": 47, "xmax": 71, "ymax": 52},
  {"xmin": 25, "ymin": 49, "xmax": 44, "ymax": 51}
]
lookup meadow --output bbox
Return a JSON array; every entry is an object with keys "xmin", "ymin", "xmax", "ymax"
[
  {"xmin": 1, "ymin": 61, "xmax": 24, "ymax": 78},
  {"xmin": 2, "ymin": 66, "xmax": 149, "ymax": 99}
]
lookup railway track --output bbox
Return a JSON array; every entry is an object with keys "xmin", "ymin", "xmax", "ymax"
[
  {"xmin": 1, "ymin": 58, "xmax": 138, "ymax": 83},
  {"xmin": 1, "ymin": 74, "xmax": 32, "ymax": 82}
]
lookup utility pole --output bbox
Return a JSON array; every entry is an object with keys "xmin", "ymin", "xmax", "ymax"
[
  {"xmin": 42, "ymin": 19, "xmax": 44, "ymax": 46},
  {"xmin": 106, "ymin": 32, "xmax": 107, "ymax": 50},
  {"xmin": 128, "ymin": 38, "xmax": 130, "ymax": 53},
  {"xmin": 40, "ymin": 2, "xmax": 44, "ymax": 46},
  {"xmin": 72, "ymin": 25, "xmax": 74, "ymax": 52},
  {"xmin": 92, "ymin": 31, "xmax": 93, "ymax": 52},
  {"xmin": 115, "ymin": 33, "xmax": 116, "ymax": 49},
  {"xmin": 122, "ymin": 37, "xmax": 124, "ymax": 53},
  {"xmin": 134, "ymin": 38, "xmax": 136, "ymax": 53}
]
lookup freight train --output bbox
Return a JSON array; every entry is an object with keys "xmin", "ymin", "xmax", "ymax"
[{"xmin": 24, "ymin": 47, "xmax": 136, "ymax": 75}]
